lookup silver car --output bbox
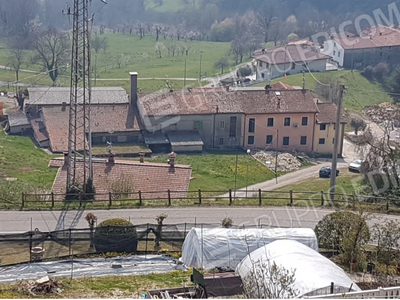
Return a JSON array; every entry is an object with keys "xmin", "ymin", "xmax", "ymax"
[{"xmin": 349, "ymin": 160, "xmax": 362, "ymax": 173}]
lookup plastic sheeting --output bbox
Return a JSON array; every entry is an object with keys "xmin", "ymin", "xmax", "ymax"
[
  {"xmin": 0, "ymin": 255, "xmax": 185, "ymax": 283},
  {"xmin": 180, "ymin": 227, "xmax": 318, "ymax": 269},
  {"xmin": 236, "ymin": 240, "xmax": 361, "ymax": 298}
]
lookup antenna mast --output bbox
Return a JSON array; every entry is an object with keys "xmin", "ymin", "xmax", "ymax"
[{"xmin": 66, "ymin": 0, "xmax": 93, "ymax": 196}]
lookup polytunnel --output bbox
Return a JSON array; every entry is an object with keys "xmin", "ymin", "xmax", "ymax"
[
  {"xmin": 180, "ymin": 227, "xmax": 318, "ymax": 269},
  {"xmin": 236, "ymin": 240, "xmax": 361, "ymax": 298}
]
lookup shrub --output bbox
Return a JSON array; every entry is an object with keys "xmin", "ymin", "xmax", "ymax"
[
  {"xmin": 236, "ymin": 66, "xmax": 252, "ymax": 78},
  {"xmin": 221, "ymin": 216, "xmax": 233, "ymax": 228},
  {"xmin": 361, "ymin": 66, "xmax": 374, "ymax": 80},
  {"xmin": 94, "ymin": 218, "xmax": 138, "ymax": 253}
]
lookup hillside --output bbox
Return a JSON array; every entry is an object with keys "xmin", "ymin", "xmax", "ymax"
[{"xmin": 252, "ymin": 70, "xmax": 393, "ymax": 112}]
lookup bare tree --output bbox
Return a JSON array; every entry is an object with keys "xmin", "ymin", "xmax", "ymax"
[
  {"xmin": 214, "ymin": 57, "xmax": 229, "ymax": 74},
  {"xmin": 7, "ymin": 48, "xmax": 25, "ymax": 83},
  {"xmin": 155, "ymin": 42, "xmax": 165, "ymax": 58},
  {"xmin": 153, "ymin": 24, "xmax": 164, "ymax": 42},
  {"xmin": 231, "ymin": 38, "xmax": 248, "ymax": 64},
  {"xmin": 92, "ymin": 36, "xmax": 109, "ymax": 54},
  {"xmin": 350, "ymin": 118, "xmax": 367, "ymax": 135},
  {"xmin": 255, "ymin": 1, "xmax": 277, "ymax": 43},
  {"xmin": 32, "ymin": 29, "xmax": 70, "ymax": 85},
  {"xmin": 242, "ymin": 259, "xmax": 299, "ymax": 299}
]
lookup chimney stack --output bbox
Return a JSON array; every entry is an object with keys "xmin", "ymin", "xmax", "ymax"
[
  {"xmin": 63, "ymin": 152, "xmax": 68, "ymax": 166},
  {"xmin": 139, "ymin": 152, "xmax": 145, "ymax": 163},
  {"xmin": 108, "ymin": 152, "xmax": 115, "ymax": 164},
  {"xmin": 168, "ymin": 152, "xmax": 177, "ymax": 167},
  {"xmin": 129, "ymin": 72, "xmax": 138, "ymax": 106}
]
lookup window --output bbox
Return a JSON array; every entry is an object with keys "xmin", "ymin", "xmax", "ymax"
[
  {"xmin": 259, "ymin": 61, "xmax": 263, "ymax": 68},
  {"xmin": 320, "ymin": 124, "xmax": 326, "ymax": 131},
  {"xmin": 284, "ymin": 117, "xmax": 291, "ymax": 127},
  {"xmin": 261, "ymin": 73, "xmax": 265, "ymax": 79},
  {"xmin": 219, "ymin": 138, "xmax": 224, "ymax": 145},
  {"xmin": 229, "ymin": 116, "xmax": 237, "ymax": 137},
  {"xmin": 338, "ymin": 51, "xmax": 341, "ymax": 57},
  {"xmin": 380, "ymin": 52, "xmax": 383, "ymax": 57},
  {"xmin": 332, "ymin": 138, "xmax": 335, "ymax": 144},
  {"xmin": 266, "ymin": 135, "xmax": 273, "ymax": 145},
  {"xmin": 248, "ymin": 136, "xmax": 255, "ymax": 145},
  {"xmin": 334, "ymin": 42, "xmax": 336, "ymax": 47},
  {"xmin": 319, "ymin": 138, "xmax": 325, "ymax": 145},
  {"xmin": 194, "ymin": 121, "xmax": 203, "ymax": 129},
  {"xmin": 300, "ymin": 136, "xmax": 307, "ymax": 145},
  {"xmin": 267, "ymin": 117, "xmax": 274, "ymax": 127},
  {"xmin": 248, "ymin": 118, "xmax": 255, "ymax": 133},
  {"xmin": 170, "ymin": 123, "xmax": 177, "ymax": 130},
  {"xmin": 301, "ymin": 117, "xmax": 308, "ymax": 126},
  {"xmin": 219, "ymin": 120, "xmax": 225, "ymax": 129},
  {"xmin": 333, "ymin": 50, "xmax": 336, "ymax": 56},
  {"xmin": 283, "ymin": 137, "xmax": 290, "ymax": 146}
]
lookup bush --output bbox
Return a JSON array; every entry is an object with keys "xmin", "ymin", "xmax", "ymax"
[
  {"xmin": 361, "ymin": 66, "xmax": 374, "ymax": 80},
  {"xmin": 94, "ymin": 218, "xmax": 138, "ymax": 253},
  {"xmin": 236, "ymin": 66, "xmax": 252, "ymax": 78}
]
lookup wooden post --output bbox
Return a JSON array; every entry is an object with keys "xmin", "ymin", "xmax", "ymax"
[
  {"xmin": 258, "ymin": 189, "xmax": 262, "ymax": 206},
  {"xmin": 290, "ymin": 190, "xmax": 293, "ymax": 207},
  {"xmin": 167, "ymin": 190, "xmax": 171, "ymax": 206},
  {"xmin": 198, "ymin": 189, "xmax": 202, "ymax": 205},
  {"xmin": 352, "ymin": 194, "xmax": 356, "ymax": 210},
  {"xmin": 320, "ymin": 191, "xmax": 324, "ymax": 206},
  {"xmin": 21, "ymin": 192, "xmax": 25, "ymax": 209},
  {"xmin": 138, "ymin": 190, "xmax": 142, "ymax": 206},
  {"xmin": 229, "ymin": 189, "xmax": 233, "ymax": 206},
  {"xmin": 79, "ymin": 192, "xmax": 82, "ymax": 207},
  {"xmin": 51, "ymin": 192, "xmax": 55, "ymax": 208},
  {"xmin": 108, "ymin": 192, "xmax": 112, "ymax": 207}
]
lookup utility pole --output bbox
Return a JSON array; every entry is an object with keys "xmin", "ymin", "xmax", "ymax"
[{"xmin": 330, "ymin": 84, "xmax": 346, "ymax": 201}]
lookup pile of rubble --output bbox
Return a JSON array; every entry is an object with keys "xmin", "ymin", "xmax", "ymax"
[
  {"xmin": 251, "ymin": 150, "xmax": 312, "ymax": 172},
  {"xmin": 18, "ymin": 276, "xmax": 63, "ymax": 296},
  {"xmin": 363, "ymin": 103, "xmax": 400, "ymax": 125}
]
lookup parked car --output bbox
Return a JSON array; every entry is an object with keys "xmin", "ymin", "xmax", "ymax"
[
  {"xmin": 349, "ymin": 160, "xmax": 362, "ymax": 173},
  {"xmin": 319, "ymin": 167, "xmax": 339, "ymax": 178}
]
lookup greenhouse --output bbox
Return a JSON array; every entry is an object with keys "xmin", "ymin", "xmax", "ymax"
[
  {"xmin": 236, "ymin": 240, "xmax": 361, "ymax": 298},
  {"xmin": 180, "ymin": 227, "xmax": 318, "ymax": 269}
]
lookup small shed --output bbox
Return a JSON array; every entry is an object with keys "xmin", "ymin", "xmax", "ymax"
[
  {"xmin": 236, "ymin": 240, "xmax": 361, "ymax": 298},
  {"xmin": 4, "ymin": 109, "xmax": 31, "ymax": 135},
  {"xmin": 167, "ymin": 131, "xmax": 204, "ymax": 152},
  {"xmin": 180, "ymin": 228, "xmax": 318, "ymax": 269}
]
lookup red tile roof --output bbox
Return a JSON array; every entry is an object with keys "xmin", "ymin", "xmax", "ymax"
[
  {"xmin": 49, "ymin": 157, "xmax": 192, "ymax": 199},
  {"xmin": 334, "ymin": 25, "xmax": 400, "ymax": 50},
  {"xmin": 42, "ymin": 104, "xmax": 141, "ymax": 153},
  {"xmin": 138, "ymin": 89, "xmax": 320, "ymax": 117},
  {"xmin": 253, "ymin": 44, "xmax": 330, "ymax": 64},
  {"xmin": 316, "ymin": 102, "xmax": 346, "ymax": 124}
]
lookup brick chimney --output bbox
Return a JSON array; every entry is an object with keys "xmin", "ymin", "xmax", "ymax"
[
  {"xmin": 129, "ymin": 72, "xmax": 138, "ymax": 106},
  {"xmin": 168, "ymin": 152, "xmax": 177, "ymax": 167},
  {"xmin": 63, "ymin": 152, "xmax": 68, "ymax": 166},
  {"xmin": 139, "ymin": 152, "xmax": 145, "ymax": 163}
]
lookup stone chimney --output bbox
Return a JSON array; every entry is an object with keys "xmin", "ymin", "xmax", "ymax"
[
  {"xmin": 168, "ymin": 152, "xmax": 177, "ymax": 167},
  {"xmin": 139, "ymin": 152, "xmax": 145, "ymax": 163},
  {"xmin": 129, "ymin": 72, "xmax": 138, "ymax": 106}
]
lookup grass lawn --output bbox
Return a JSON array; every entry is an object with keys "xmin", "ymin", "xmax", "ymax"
[
  {"xmin": 0, "ymin": 130, "xmax": 57, "ymax": 189},
  {"xmin": 252, "ymin": 70, "xmax": 393, "ymax": 112},
  {"xmin": 140, "ymin": 151, "xmax": 276, "ymax": 195},
  {"xmin": 0, "ymin": 270, "xmax": 192, "ymax": 299}
]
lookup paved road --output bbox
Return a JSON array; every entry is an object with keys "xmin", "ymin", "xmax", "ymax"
[{"xmin": 0, "ymin": 206, "xmax": 396, "ymax": 234}]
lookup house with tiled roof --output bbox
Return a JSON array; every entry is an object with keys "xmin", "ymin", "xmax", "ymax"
[
  {"xmin": 322, "ymin": 25, "xmax": 400, "ymax": 69},
  {"xmin": 49, "ymin": 153, "xmax": 192, "ymax": 199},
  {"xmin": 25, "ymin": 86, "xmax": 142, "ymax": 153},
  {"xmin": 137, "ymin": 82, "xmax": 346, "ymax": 155},
  {"xmin": 313, "ymin": 102, "xmax": 347, "ymax": 156},
  {"xmin": 252, "ymin": 43, "xmax": 330, "ymax": 81}
]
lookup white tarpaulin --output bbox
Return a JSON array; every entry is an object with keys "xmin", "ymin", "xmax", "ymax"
[
  {"xmin": 236, "ymin": 240, "xmax": 361, "ymax": 298},
  {"xmin": 180, "ymin": 227, "xmax": 318, "ymax": 269}
]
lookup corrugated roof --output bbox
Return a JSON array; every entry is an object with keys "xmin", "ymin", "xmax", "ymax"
[
  {"xmin": 42, "ymin": 104, "xmax": 141, "ymax": 153},
  {"xmin": 138, "ymin": 89, "xmax": 320, "ymax": 117},
  {"xmin": 334, "ymin": 25, "xmax": 400, "ymax": 50},
  {"xmin": 168, "ymin": 131, "xmax": 204, "ymax": 146},
  {"xmin": 49, "ymin": 158, "xmax": 192, "ymax": 199},
  {"xmin": 253, "ymin": 44, "xmax": 330, "ymax": 64},
  {"xmin": 27, "ymin": 87, "xmax": 129, "ymax": 105}
]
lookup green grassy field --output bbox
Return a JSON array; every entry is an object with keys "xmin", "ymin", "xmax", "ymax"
[
  {"xmin": 0, "ymin": 34, "xmax": 232, "ymax": 93},
  {"xmin": 0, "ymin": 130, "xmax": 56, "ymax": 188},
  {"xmin": 252, "ymin": 70, "xmax": 393, "ymax": 112},
  {"xmin": 145, "ymin": 0, "xmax": 188, "ymax": 12}
]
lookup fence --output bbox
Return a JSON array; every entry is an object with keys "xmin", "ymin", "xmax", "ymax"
[
  {"xmin": 0, "ymin": 223, "xmax": 273, "ymax": 267},
  {"xmin": 5, "ymin": 189, "xmax": 400, "ymax": 211}
]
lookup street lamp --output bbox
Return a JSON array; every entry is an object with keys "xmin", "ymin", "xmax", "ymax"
[{"xmin": 245, "ymin": 149, "xmax": 251, "ymax": 198}]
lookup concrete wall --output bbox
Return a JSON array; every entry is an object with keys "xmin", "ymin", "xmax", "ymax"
[
  {"xmin": 92, "ymin": 132, "xmax": 141, "ymax": 145},
  {"xmin": 144, "ymin": 113, "xmax": 244, "ymax": 149},
  {"xmin": 244, "ymin": 112, "xmax": 316, "ymax": 153},
  {"xmin": 343, "ymin": 46, "xmax": 400, "ymax": 69}
]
